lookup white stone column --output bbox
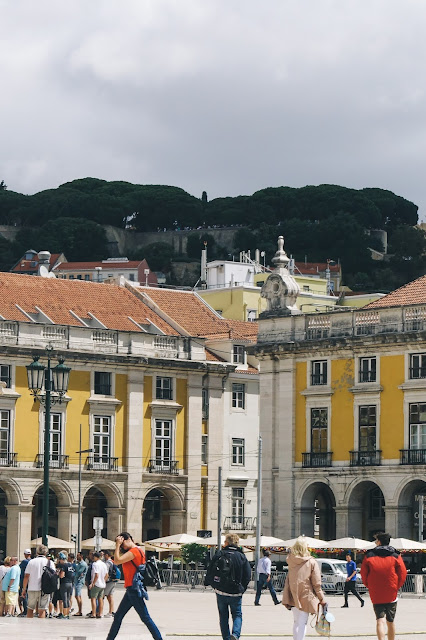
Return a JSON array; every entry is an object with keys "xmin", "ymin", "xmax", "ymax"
[
  {"xmin": 124, "ymin": 369, "xmax": 145, "ymax": 542},
  {"xmin": 6, "ymin": 504, "xmax": 33, "ymax": 558},
  {"xmin": 385, "ymin": 505, "xmax": 407, "ymax": 537},
  {"xmin": 184, "ymin": 373, "xmax": 203, "ymax": 534},
  {"xmin": 57, "ymin": 506, "xmax": 79, "ymax": 543},
  {"xmin": 167, "ymin": 509, "xmax": 186, "ymax": 535},
  {"xmin": 335, "ymin": 506, "xmax": 349, "ymax": 538},
  {"xmin": 106, "ymin": 507, "xmax": 125, "ymax": 540}
]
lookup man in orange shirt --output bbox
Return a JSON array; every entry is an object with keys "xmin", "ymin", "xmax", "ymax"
[{"xmin": 106, "ymin": 532, "xmax": 163, "ymax": 640}]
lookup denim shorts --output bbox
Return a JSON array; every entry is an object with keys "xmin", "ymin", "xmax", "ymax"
[{"xmin": 74, "ymin": 582, "xmax": 84, "ymax": 596}]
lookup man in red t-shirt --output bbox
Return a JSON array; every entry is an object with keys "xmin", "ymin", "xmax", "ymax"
[
  {"xmin": 105, "ymin": 532, "xmax": 163, "ymax": 640},
  {"xmin": 361, "ymin": 532, "xmax": 407, "ymax": 640}
]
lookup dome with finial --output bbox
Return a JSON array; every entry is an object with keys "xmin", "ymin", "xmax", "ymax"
[{"xmin": 260, "ymin": 236, "xmax": 300, "ymax": 316}]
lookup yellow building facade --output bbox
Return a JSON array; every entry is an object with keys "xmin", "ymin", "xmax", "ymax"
[{"xmin": 254, "ymin": 302, "xmax": 426, "ymax": 542}]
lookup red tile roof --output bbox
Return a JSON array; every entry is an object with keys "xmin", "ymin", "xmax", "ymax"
[
  {"xmin": 53, "ymin": 260, "xmax": 144, "ymax": 270},
  {"xmin": 11, "ymin": 253, "xmax": 62, "ymax": 274},
  {"xmin": 365, "ymin": 274, "xmax": 426, "ymax": 309},
  {"xmin": 134, "ymin": 287, "xmax": 258, "ymax": 342},
  {"xmin": 0, "ymin": 273, "xmax": 177, "ymax": 335},
  {"xmin": 295, "ymin": 261, "xmax": 341, "ymax": 275}
]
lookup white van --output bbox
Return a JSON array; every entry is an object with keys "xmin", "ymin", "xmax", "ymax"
[{"xmin": 315, "ymin": 558, "xmax": 366, "ymax": 593}]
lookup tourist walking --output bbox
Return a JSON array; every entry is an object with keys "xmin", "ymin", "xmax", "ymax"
[
  {"xmin": 103, "ymin": 550, "xmax": 117, "ymax": 617},
  {"xmin": 0, "ymin": 556, "xmax": 11, "ymax": 616},
  {"xmin": 361, "ymin": 532, "xmax": 407, "ymax": 640},
  {"xmin": 89, "ymin": 551, "xmax": 108, "ymax": 618},
  {"xmin": 342, "ymin": 552, "xmax": 364, "ymax": 608},
  {"xmin": 18, "ymin": 549, "xmax": 31, "ymax": 616},
  {"xmin": 57, "ymin": 551, "xmax": 75, "ymax": 619},
  {"xmin": 205, "ymin": 532, "xmax": 251, "ymax": 640},
  {"xmin": 2, "ymin": 556, "xmax": 20, "ymax": 616},
  {"xmin": 282, "ymin": 536, "xmax": 327, "ymax": 640},
  {"xmin": 22, "ymin": 544, "xmax": 55, "ymax": 618},
  {"xmin": 254, "ymin": 549, "xmax": 279, "ymax": 606},
  {"xmin": 106, "ymin": 532, "xmax": 163, "ymax": 640}
]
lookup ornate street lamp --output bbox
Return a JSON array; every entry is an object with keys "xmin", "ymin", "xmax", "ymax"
[{"xmin": 26, "ymin": 348, "xmax": 71, "ymax": 546}]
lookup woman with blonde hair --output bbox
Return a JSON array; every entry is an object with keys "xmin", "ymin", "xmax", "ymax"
[{"xmin": 282, "ymin": 536, "xmax": 327, "ymax": 640}]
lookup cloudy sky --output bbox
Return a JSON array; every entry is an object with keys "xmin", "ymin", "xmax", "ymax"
[{"xmin": 1, "ymin": 0, "xmax": 426, "ymax": 217}]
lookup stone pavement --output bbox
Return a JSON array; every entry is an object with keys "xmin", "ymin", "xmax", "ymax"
[{"xmin": 1, "ymin": 587, "xmax": 425, "ymax": 639}]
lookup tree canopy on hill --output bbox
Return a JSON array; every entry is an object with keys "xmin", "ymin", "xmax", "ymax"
[{"xmin": 0, "ymin": 179, "xmax": 422, "ymax": 290}]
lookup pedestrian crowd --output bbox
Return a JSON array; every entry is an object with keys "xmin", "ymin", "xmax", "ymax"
[
  {"xmin": 0, "ymin": 544, "xmax": 120, "ymax": 620},
  {"xmin": 0, "ymin": 530, "xmax": 408, "ymax": 640}
]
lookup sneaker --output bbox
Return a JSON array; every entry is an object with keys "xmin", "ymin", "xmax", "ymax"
[
  {"xmin": 18, "ymin": 613, "xmax": 26, "ymax": 618},
  {"xmin": 48, "ymin": 613, "xmax": 53, "ymax": 619},
  {"xmin": 254, "ymin": 602, "xmax": 261, "ymax": 606},
  {"xmin": 341, "ymin": 604, "xmax": 349, "ymax": 608},
  {"xmin": 104, "ymin": 613, "xmax": 114, "ymax": 618},
  {"xmin": 230, "ymin": 635, "xmax": 239, "ymax": 640},
  {"xmin": 62, "ymin": 615, "xmax": 70, "ymax": 619},
  {"xmin": 57, "ymin": 613, "xmax": 64, "ymax": 619},
  {"xmin": 361, "ymin": 600, "xmax": 365, "ymax": 607}
]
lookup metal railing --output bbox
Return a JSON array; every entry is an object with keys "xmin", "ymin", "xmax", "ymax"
[
  {"xmin": 35, "ymin": 454, "xmax": 69, "ymax": 469},
  {"xmin": 158, "ymin": 569, "xmax": 288, "ymax": 592},
  {"xmin": 400, "ymin": 449, "xmax": 426, "ymax": 465},
  {"xmin": 302, "ymin": 452, "xmax": 333, "ymax": 467},
  {"xmin": 223, "ymin": 516, "xmax": 256, "ymax": 531},
  {"xmin": 148, "ymin": 459, "xmax": 179, "ymax": 474},
  {"xmin": 350, "ymin": 450, "xmax": 382, "ymax": 466},
  {"xmin": 399, "ymin": 573, "xmax": 426, "ymax": 597},
  {"xmin": 85, "ymin": 455, "xmax": 118, "ymax": 471},
  {"xmin": 0, "ymin": 452, "xmax": 17, "ymax": 467}
]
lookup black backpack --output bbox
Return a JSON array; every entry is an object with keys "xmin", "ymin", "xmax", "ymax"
[
  {"xmin": 41, "ymin": 564, "xmax": 59, "ymax": 595},
  {"xmin": 210, "ymin": 550, "xmax": 240, "ymax": 593},
  {"xmin": 144, "ymin": 560, "xmax": 159, "ymax": 587}
]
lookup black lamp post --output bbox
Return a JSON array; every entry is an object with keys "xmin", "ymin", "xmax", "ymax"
[{"xmin": 26, "ymin": 348, "xmax": 71, "ymax": 546}]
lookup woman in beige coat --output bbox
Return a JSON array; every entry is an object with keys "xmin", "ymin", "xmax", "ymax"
[{"xmin": 282, "ymin": 537, "xmax": 327, "ymax": 640}]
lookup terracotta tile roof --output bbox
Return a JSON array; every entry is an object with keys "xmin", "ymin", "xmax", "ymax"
[
  {"xmin": 205, "ymin": 348, "xmax": 227, "ymax": 362},
  {"xmin": 11, "ymin": 253, "xmax": 62, "ymax": 274},
  {"xmin": 0, "ymin": 273, "xmax": 177, "ymax": 335},
  {"xmin": 295, "ymin": 261, "xmax": 341, "ymax": 275},
  {"xmin": 364, "ymin": 274, "xmax": 426, "ymax": 309},
  {"xmin": 135, "ymin": 287, "xmax": 258, "ymax": 342},
  {"xmin": 53, "ymin": 260, "xmax": 144, "ymax": 270},
  {"xmin": 235, "ymin": 365, "xmax": 259, "ymax": 375}
]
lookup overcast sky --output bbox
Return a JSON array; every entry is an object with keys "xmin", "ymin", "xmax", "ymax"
[{"xmin": 1, "ymin": 0, "xmax": 426, "ymax": 218}]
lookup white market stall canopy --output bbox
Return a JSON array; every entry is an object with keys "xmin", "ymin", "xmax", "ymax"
[
  {"xmin": 281, "ymin": 536, "xmax": 331, "ymax": 549},
  {"xmin": 241, "ymin": 536, "xmax": 287, "ymax": 548},
  {"xmin": 327, "ymin": 537, "xmax": 375, "ymax": 551},
  {"xmin": 390, "ymin": 538, "xmax": 426, "ymax": 551},
  {"xmin": 144, "ymin": 533, "xmax": 204, "ymax": 547},
  {"xmin": 30, "ymin": 536, "xmax": 73, "ymax": 549},
  {"xmin": 80, "ymin": 537, "xmax": 117, "ymax": 549}
]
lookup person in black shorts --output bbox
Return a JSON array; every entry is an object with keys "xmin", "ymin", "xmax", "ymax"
[{"xmin": 57, "ymin": 551, "xmax": 75, "ymax": 619}]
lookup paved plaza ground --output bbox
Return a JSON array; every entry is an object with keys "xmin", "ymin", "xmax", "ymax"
[{"xmin": 1, "ymin": 587, "xmax": 425, "ymax": 640}]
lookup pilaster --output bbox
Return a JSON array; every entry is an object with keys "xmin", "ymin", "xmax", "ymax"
[{"xmin": 6, "ymin": 504, "xmax": 33, "ymax": 558}]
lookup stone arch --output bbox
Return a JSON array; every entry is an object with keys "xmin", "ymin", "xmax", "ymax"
[
  {"xmin": 0, "ymin": 478, "xmax": 22, "ymax": 505},
  {"xmin": 347, "ymin": 480, "xmax": 385, "ymax": 539},
  {"xmin": 83, "ymin": 481, "xmax": 123, "ymax": 509},
  {"xmin": 142, "ymin": 484, "xmax": 185, "ymax": 540},
  {"xmin": 299, "ymin": 481, "xmax": 336, "ymax": 540},
  {"xmin": 396, "ymin": 477, "xmax": 426, "ymax": 539}
]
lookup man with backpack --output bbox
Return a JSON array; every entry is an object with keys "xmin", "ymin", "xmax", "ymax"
[
  {"xmin": 22, "ymin": 544, "xmax": 56, "ymax": 618},
  {"xmin": 103, "ymin": 550, "xmax": 120, "ymax": 617},
  {"xmin": 204, "ymin": 533, "xmax": 251, "ymax": 640}
]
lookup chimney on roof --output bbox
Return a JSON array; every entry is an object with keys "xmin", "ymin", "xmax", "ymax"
[{"xmin": 38, "ymin": 251, "xmax": 53, "ymax": 277}]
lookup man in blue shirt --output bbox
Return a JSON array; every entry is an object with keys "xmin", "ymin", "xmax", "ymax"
[
  {"xmin": 72, "ymin": 551, "xmax": 88, "ymax": 616},
  {"xmin": 342, "ymin": 552, "xmax": 364, "ymax": 608}
]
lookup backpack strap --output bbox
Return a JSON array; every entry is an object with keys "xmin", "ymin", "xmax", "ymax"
[{"xmin": 130, "ymin": 546, "xmax": 144, "ymax": 570}]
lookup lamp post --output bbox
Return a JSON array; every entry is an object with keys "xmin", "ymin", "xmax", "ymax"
[{"xmin": 26, "ymin": 347, "xmax": 71, "ymax": 547}]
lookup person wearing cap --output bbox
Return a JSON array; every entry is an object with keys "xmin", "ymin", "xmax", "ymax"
[
  {"xmin": 57, "ymin": 551, "xmax": 75, "ymax": 619},
  {"xmin": 254, "ymin": 549, "xmax": 279, "ymax": 606},
  {"xmin": 18, "ymin": 549, "xmax": 32, "ymax": 616}
]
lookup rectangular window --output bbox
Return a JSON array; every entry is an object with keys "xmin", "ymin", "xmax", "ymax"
[
  {"xmin": 409, "ymin": 403, "xmax": 426, "ymax": 449},
  {"xmin": 231, "ymin": 488, "xmax": 245, "ymax": 524},
  {"xmin": 232, "ymin": 438, "xmax": 245, "ymax": 465},
  {"xmin": 155, "ymin": 419, "xmax": 172, "ymax": 467},
  {"xmin": 247, "ymin": 309, "xmax": 257, "ymax": 322},
  {"xmin": 201, "ymin": 434, "xmax": 208, "ymax": 464},
  {"xmin": 311, "ymin": 408, "xmax": 328, "ymax": 453},
  {"xmin": 50, "ymin": 413, "xmax": 62, "ymax": 462},
  {"xmin": 129, "ymin": 274, "xmax": 135, "ymax": 281},
  {"xmin": 0, "ymin": 410, "xmax": 10, "ymax": 456},
  {"xmin": 94, "ymin": 371, "xmax": 112, "ymax": 395},
  {"xmin": 156, "ymin": 377, "xmax": 173, "ymax": 400},
  {"xmin": 84, "ymin": 274, "xmax": 91, "ymax": 281},
  {"xmin": 93, "ymin": 415, "xmax": 111, "ymax": 460},
  {"xmin": 359, "ymin": 405, "xmax": 376, "ymax": 451},
  {"xmin": 410, "ymin": 354, "xmax": 426, "ymax": 379},
  {"xmin": 311, "ymin": 361, "xmax": 327, "ymax": 385},
  {"xmin": 69, "ymin": 274, "xmax": 74, "ymax": 279},
  {"xmin": 359, "ymin": 357, "xmax": 376, "ymax": 383},
  {"xmin": 202, "ymin": 388, "xmax": 209, "ymax": 419},
  {"xmin": 232, "ymin": 383, "xmax": 245, "ymax": 409},
  {"xmin": 233, "ymin": 345, "xmax": 245, "ymax": 364},
  {"xmin": 0, "ymin": 364, "xmax": 11, "ymax": 388}
]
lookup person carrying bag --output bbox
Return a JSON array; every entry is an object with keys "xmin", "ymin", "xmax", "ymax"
[{"xmin": 105, "ymin": 532, "xmax": 163, "ymax": 640}]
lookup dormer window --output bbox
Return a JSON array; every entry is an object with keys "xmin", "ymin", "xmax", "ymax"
[{"xmin": 233, "ymin": 345, "xmax": 245, "ymax": 365}]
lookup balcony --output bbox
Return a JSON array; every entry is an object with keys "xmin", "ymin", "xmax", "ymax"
[
  {"xmin": 0, "ymin": 452, "xmax": 17, "ymax": 467},
  {"xmin": 350, "ymin": 450, "xmax": 382, "ymax": 466},
  {"xmin": 223, "ymin": 516, "xmax": 256, "ymax": 531},
  {"xmin": 148, "ymin": 459, "xmax": 179, "ymax": 475},
  {"xmin": 35, "ymin": 454, "xmax": 69, "ymax": 469},
  {"xmin": 400, "ymin": 449, "xmax": 426, "ymax": 465},
  {"xmin": 302, "ymin": 452, "xmax": 333, "ymax": 468},
  {"xmin": 85, "ymin": 455, "xmax": 118, "ymax": 471}
]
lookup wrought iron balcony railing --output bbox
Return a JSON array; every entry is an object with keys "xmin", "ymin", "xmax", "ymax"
[
  {"xmin": 148, "ymin": 459, "xmax": 179, "ymax": 475},
  {"xmin": 85, "ymin": 455, "xmax": 118, "ymax": 471},
  {"xmin": 350, "ymin": 450, "xmax": 382, "ymax": 466},
  {"xmin": 35, "ymin": 454, "xmax": 69, "ymax": 469},
  {"xmin": 302, "ymin": 452, "xmax": 333, "ymax": 468},
  {"xmin": 0, "ymin": 452, "xmax": 17, "ymax": 467},
  {"xmin": 400, "ymin": 449, "xmax": 426, "ymax": 465},
  {"xmin": 223, "ymin": 516, "xmax": 256, "ymax": 531}
]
